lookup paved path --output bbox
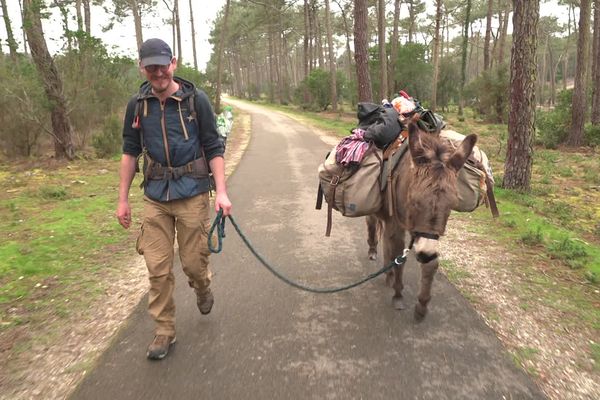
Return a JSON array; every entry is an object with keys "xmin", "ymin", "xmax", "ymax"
[{"xmin": 71, "ymin": 101, "xmax": 546, "ymax": 400}]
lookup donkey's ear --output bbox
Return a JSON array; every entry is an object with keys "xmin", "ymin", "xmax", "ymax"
[
  {"xmin": 447, "ymin": 134, "xmax": 477, "ymax": 171},
  {"xmin": 408, "ymin": 116, "xmax": 427, "ymax": 163}
]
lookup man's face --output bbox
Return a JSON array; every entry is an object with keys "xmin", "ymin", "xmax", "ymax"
[{"xmin": 140, "ymin": 57, "xmax": 177, "ymax": 95}]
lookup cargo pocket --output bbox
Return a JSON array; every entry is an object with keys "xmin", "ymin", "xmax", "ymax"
[{"xmin": 135, "ymin": 223, "xmax": 145, "ymax": 255}]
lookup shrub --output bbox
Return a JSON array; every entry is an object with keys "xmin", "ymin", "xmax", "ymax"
[
  {"xmin": 0, "ymin": 56, "xmax": 48, "ymax": 157},
  {"xmin": 92, "ymin": 115, "xmax": 122, "ymax": 158},
  {"xmin": 521, "ymin": 227, "xmax": 544, "ymax": 246},
  {"xmin": 39, "ymin": 186, "xmax": 67, "ymax": 200},
  {"xmin": 293, "ymin": 69, "xmax": 346, "ymax": 111},
  {"xmin": 466, "ymin": 64, "xmax": 509, "ymax": 123},
  {"xmin": 536, "ymin": 89, "xmax": 572, "ymax": 148},
  {"xmin": 584, "ymin": 123, "xmax": 600, "ymax": 147},
  {"xmin": 547, "ymin": 236, "xmax": 589, "ymax": 262}
]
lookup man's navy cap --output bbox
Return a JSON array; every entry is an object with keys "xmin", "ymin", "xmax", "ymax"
[{"xmin": 139, "ymin": 38, "xmax": 173, "ymax": 67}]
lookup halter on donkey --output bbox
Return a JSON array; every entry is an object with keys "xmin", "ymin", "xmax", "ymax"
[{"xmin": 373, "ymin": 116, "xmax": 477, "ymax": 320}]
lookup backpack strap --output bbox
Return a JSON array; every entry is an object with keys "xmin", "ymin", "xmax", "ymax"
[{"xmin": 191, "ymin": 91, "xmax": 215, "ymax": 192}]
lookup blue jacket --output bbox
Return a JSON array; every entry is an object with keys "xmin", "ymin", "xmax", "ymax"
[{"xmin": 122, "ymin": 77, "xmax": 224, "ymax": 201}]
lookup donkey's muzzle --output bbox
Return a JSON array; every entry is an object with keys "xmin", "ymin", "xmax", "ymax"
[
  {"xmin": 416, "ymin": 251, "xmax": 438, "ymax": 264},
  {"xmin": 413, "ymin": 234, "xmax": 440, "ymax": 264}
]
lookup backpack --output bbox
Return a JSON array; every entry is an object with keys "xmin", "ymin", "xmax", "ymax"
[
  {"xmin": 131, "ymin": 87, "xmax": 215, "ymax": 190},
  {"xmin": 316, "ymin": 145, "xmax": 384, "ymax": 236}
]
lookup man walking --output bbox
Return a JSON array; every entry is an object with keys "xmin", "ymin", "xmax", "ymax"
[{"xmin": 116, "ymin": 38, "xmax": 232, "ymax": 360}]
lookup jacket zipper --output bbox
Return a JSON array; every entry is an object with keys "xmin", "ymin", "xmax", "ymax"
[{"xmin": 160, "ymin": 101, "xmax": 172, "ymax": 201}]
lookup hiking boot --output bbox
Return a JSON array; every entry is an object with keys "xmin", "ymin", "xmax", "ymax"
[
  {"xmin": 146, "ymin": 335, "xmax": 176, "ymax": 360},
  {"xmin": 196, "ymin": 288, "xmax": 214, "ymax": 315}
]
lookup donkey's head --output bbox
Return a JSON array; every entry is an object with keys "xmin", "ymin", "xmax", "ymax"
[{"xmin": 404, "ymin": 117, "xmax": 477, "ymax": 263}]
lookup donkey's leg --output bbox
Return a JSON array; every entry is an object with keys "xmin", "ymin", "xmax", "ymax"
[
  {"xmin": 381, "ymin": 220, "xmax": 406, "ymax": 310},
  {"xmin": 414, "ymin": 259, "xmax": 439, "ymax": 321},
  {"xmin": 366, "ymin": 215, "xmax": 380, "ymax": 260}
]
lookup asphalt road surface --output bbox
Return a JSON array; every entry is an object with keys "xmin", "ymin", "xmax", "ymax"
[{"xmin": 71, "ymin": 100, "xmax": 546, "ymax": 400}]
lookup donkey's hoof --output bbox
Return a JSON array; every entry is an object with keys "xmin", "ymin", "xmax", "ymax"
[
  {"xmin": 414, "ymin": 303, "xmax": 428, "ymax": 321},
  {"xmin": 392, "ymin": 296, "xmax": 406, "ymax": 310},
  {"xmin": 368, "ymin": 250, "xmax": 377, "ymax": 261}
]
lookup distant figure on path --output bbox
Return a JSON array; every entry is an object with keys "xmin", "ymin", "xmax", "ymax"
[{"xmin": 116, "ymin": 38, "xmax": 232, "ymax": 360}]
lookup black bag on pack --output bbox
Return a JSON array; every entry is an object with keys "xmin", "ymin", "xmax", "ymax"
[{"xmin": 356, "ymin": 102, "xmax": 402, "ymax": 149}]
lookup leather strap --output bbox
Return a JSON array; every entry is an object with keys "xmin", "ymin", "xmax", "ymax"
[
  {"xmin": 325, "ymin": 176, "xmax": 339, "ymax": 237},
  {"xmin": 485, "ymin": 176, "xmax": 500, "ymax": 218},
  {"xmin": 315, "ymin": 183, "xmax": 323, "ymax": 210}
]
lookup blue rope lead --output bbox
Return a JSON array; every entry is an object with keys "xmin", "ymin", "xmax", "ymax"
[{"xmin": 208, "ymin": 209, "xmax": 409, "ymax": 294}]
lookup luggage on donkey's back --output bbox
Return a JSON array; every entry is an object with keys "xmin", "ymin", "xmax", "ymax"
[
  {"xmin": 440, "ymin": 129, "xmax": 498, "ymax": 216},
  {"xmin": 316, "ymin": 145, "xmax": 384, "ymax": 236}
]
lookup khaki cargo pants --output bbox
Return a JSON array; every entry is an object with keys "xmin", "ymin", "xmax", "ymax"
[{"xmin": 137, "ymin": 193, "xmax": 212, "ymax": 337}]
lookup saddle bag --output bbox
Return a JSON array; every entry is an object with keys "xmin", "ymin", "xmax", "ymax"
[
  {"xmin": 316, "ymin": 145, "xmax": 384, "ymax": 236},
  {"xmin": 440, "ymin": 130, "xmax": 499, "ymax": 216}
]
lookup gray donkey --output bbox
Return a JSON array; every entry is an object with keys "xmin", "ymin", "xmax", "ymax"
[{"xmin": 370, "ymin": 117, "xmax": 477, "ymax": 320}]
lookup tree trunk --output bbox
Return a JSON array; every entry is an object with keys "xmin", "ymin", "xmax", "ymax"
[
  {"xmin": 161, "ymin": 1, "xmax": 176, "ymax": 56},
  {"xmin": 215, "ymin": 0, "xmax": 231, "ymax": 114},
  {"xmin": 334, "ymin": 0, "xmax": 354, "ymax": 84},
  {"xmin": 274, "ymin": 22, "xmax": 282, "ymax": 104},
  {"xmin": 484, "ymin": 0, "xmax": 493, "ymax": 71},
  {"xmin": 563, "ymin": 6, "xmax": 573, "ymax": 91},
  {"xmin": 549, "ymin": 45, "xmax": 558, "ymax": 106},
  {"xmin": 458, "ymin": 0, "xmax": 471, "ymax": 120},
  {"xmin": 431, "ymin": 0, "xmax": 442, "ymax": 111},
  {"xmin": 174, "ymin": 0, "xmax": 182, "ymax": 67},
  {"xmin": 131, "ymin": 0, "xmax": 143, "ymax": 51},
  {"xmin": 18, "ymin": 0, "xmax": 28, "ymax": 54},
  {"xmin": 189, "ymin": 0, "xmax": 198, "ymax": 70},
  {"xmin": 75, "ymin": 0, "xmax": 83, "ymax": 32},
  {"xmin": 539, "ymin": 36, "xmax": 548, "ymax": 106},
  {"xmin": 591, "ymin": 0, "xmax": 600, "ymax": 125},
  {"xmin": 377, "ymin": 0, "xmax": 387, "ymax": 100},
  {"xmin": 567, "ymin": 0, "xmax": 591, "ymax": 146},
  {"xmin": 309, "ymin": 0, "xmax": 315, "ymax": 71},
  {"xmin": 408, "ymin": 0, "xmax": 415, "ymax": 43},
  {"xmin": 445, "ymin": 7, "xmax": 450, "ymax": 57},
  {"xmin": 268, "ymin": 28, "xmax": 275, "ymax": 102},
  {"xmin": 83, "ymin": 0, "xmax": 90, "ymax": 34},
  {"xmin": 354, "ymin": 0, "xmax": 373, "ymax": 102},
  {"xmin": 315, "ymin": 2, "xmax": 324, "ymax": 69},
  {"xmin": 325, "ymin": 0, "xmax": 337, "ymax": 111},
  {"xmin": 497, "ymin": 4, "xmax": 510, "ymax": 65},
  {"xmin": 1, "ymin": 0, "xmax": 19, "ymax": 58},
  {"xmin": 303, "ymin": 0, "xmax": 310, "ymax": 104},
  {"xmin": 281, "ymin": 31, "xmax": 290, "ymax": 103},
  {"xmin": 23, "ymin": 0, "xmax": 75, "ymax": 160},
  {"xmin": 389, "ymin": 0, "xmax": 401, "ymax": 94},
  {"xmin": 303, "ymin": 0, "xmax": 310, "ymax": 78},
  {"xmin": 503, "ymin": 0, "xmax": 539, "ymax": 191}
]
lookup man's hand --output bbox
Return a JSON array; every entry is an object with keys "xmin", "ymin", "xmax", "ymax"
[
  {"xmin": 215, "ymin": 192, "xmax": 232, "ymax": 216},
  {"xmin": 117, "ymin": 200, "xmax": 132, "ymax": 229},
  {"xmin": 117, "ymin": 154, "xmax": 137, "ymax": 229}
]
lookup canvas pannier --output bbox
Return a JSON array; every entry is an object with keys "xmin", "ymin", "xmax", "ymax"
[
  {"xmin": 318, "ymin": 146, "xmax": 383, "ymax": 217},
  {"xmin": 440, "ymin": 129, "xmax": 498, "ymax": 216},
  {"xmin": 316, "ymin": 146, "xmax": 383, "ymax": 236}
]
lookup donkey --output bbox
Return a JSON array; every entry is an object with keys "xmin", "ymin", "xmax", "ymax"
[{"xmin": 372, "ymin": 117, "xmax": 477, "ymax": 320}]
